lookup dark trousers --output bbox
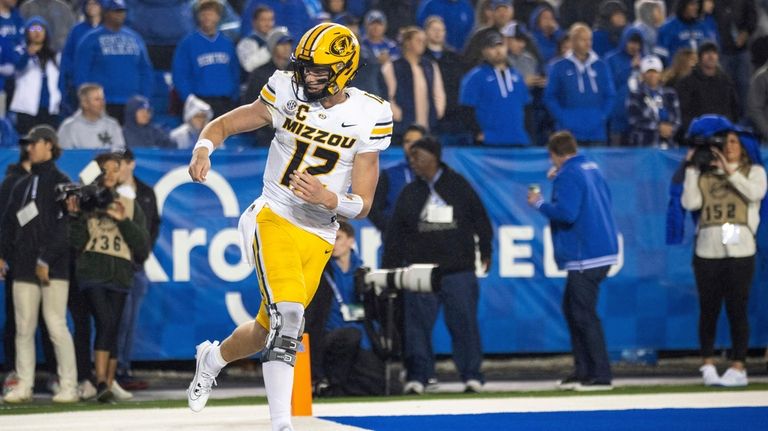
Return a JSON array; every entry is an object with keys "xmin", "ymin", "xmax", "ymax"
[
  {"xmin": 14, "ymin": 110, "xmax": 61, "ymax": 135},
  {"xmin": 404, "ymin": 270, "xmax": 483, "ymax": 384},
  {"xmin": 563, "ymin": 266, "xmax": 612, "ymax": 383},
  {"xmin": 693, "ymin": 255, "xmax": 755, "ymax": 362},
  {"xmin": 68, "ymin": 273, "xmax": 93, "ymax": 382},
  {"xmin": 82, "ymin": 284, "xmax": 127, "ymax": 356}
]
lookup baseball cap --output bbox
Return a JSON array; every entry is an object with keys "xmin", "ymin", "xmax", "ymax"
[
  {"xmin": 101, "ymin": 0, "xmax": 126, "ymax": 11},
  {"xmin": 266, "ymin": 27, "xmax": 292, "ymax": 53},
  {"xmin": 490, "ymin": 0, "xmax": 513, "ymax": 8},
  {"xmin": 364, "ymin": 9, "xmax": 386, "ymax": 26},
  {"xmin": 482, "ymin": 31, "xmax": 504, "ymax": 49},
  {"xmin": 19, "ymin": 124, "xmax": 58, "ymax": 146},
  {"xmin": 640, "ymin": 55, "xmax": 663, "ymax": 73}
]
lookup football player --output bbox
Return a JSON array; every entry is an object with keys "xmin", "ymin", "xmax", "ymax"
[{"xmin": 186, "ymin": 23, "xmax": 392, "ymax": 431}]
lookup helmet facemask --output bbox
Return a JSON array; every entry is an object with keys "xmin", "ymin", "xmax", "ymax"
[{"xmin": 291, "ymin": 56, "xmax": 356, "ymax": 102}]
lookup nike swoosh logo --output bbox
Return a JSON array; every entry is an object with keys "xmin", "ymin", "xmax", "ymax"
[
  {"xmin": 324, "ymin": 250, "xmax": 332, "ymax": 254},
  {"xmin": 341, "ymin": 123, "xmax": 357, "ymax": 127}
]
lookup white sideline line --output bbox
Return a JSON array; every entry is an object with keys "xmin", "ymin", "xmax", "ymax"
[
  {"xmin": 0, "ymin": 392, "xmax": 765, "ymax": 431},
  {"xmin": 314, "ymin": 391, "xmax": 768, "ymax": 417}
]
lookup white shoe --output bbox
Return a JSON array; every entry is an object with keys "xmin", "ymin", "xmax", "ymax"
[
  {"xmin": 78, "ymin": 380, "xmax": 97, "ymax": 400},
  {"xmin": 700, "ymin": 364, "xmax": 721, "ymax": 386},
  {"xmin": 52, "ymin": 387, "xmax": 79, "ymax": 403},
  {"xmin": 2, "ymin": 371, "xmax": 19, "ymax": 396},
  {"xmin": 3, "ymin": 386, "xmax": 32, "ymax": 403},
  {"xmin": 464, "ymin": 379, "xmax": 483, "ymax": 393},
  {"xmin": 425, "ymin": 377, "xmax": 440, "ymax": 393},
  {"xmin": 111, "ymin": 380, "xmax": 134, "ymax": 400},
  {"xmin": 402, "ymin": 380, "xmax": 424, "ymax": 395},
  {"xmin": 187, "ymin": 340, "xmax": 221, "ymax": 412},
  {"xmin": 719, "ymin": 367, "xmax": 748, "ymax": 387}
]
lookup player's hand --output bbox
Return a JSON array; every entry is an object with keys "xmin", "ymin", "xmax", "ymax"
[
  {"xmin": 35, "ymin": 263, "xmax": 50, "ymax": 286},
  {"xmin": 289, "ymin": 170, "xmax": 335, "ymax": 207},
  {"xmin": 189, "ymin": 148, "xmax": 211, "ymax": 183}
]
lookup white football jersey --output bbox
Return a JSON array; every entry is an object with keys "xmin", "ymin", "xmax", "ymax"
[{"xmin": 256, "ymin": 70, "xmax": 392, "ymax": 243}]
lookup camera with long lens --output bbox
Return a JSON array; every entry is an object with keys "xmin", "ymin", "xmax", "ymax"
[
  {"xmin": 56, "ymin": 182, "xmax": 114, "ymax": 212},
  {"xmin": 687, "ymin": 133, "xmax": 727, "ymax": 173},
  {"xmin": 354, "ymin": 264, "xmax": 441, "ymax": 296}
]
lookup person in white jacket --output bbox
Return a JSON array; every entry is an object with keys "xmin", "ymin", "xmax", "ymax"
[
  {"xmin": 9, "ymin": 16, "xmax": 61, "ymax": 134},
  {"xmin": 681, "ymin": 116, "xmax": 767, "ymax": 388},
  {"xmin": 170, "ymin": 95, "xmax": 214, "ymax": 149}
]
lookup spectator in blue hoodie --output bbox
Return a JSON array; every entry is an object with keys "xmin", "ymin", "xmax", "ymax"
[
  {"xmin": 460, "ymin": 30, "xmax": 531, "ymax": 146},
  {"xmin": 74, "ymin": 0, "xmax": 153, "ymax": 124},
  {"xmin": 544, "ymin": 24, "xmax": 616, "ymax": 145},
  {"xmin": 416, "ymin": 0, "xmax": 475, "ymax": 51},
  {"xmin": 59, "ymin": 0, "xmax": 102, "ymax": 117},
  {"xmin": 240, "ymin": 0, "xmax": 311, "ymax": 43},
  {"xmin": 0, "ymin": 0, "xmax": 26, "ymax": 47},
  {"xmin": 592, "ymin": 0, "xmax": 628, "ymax": 57},
  {"xmin": 527, "ymin": 130, "xmax": 619, "ymax": 391},
  {"xmin": 125, "ymin": 0, "xmax": 192, "ymax": 71},
  {"xmin": 9, "ymin": 17, "xmax": 61, "ymax": 134},
  {"xmin": 122, "ymin": 95, "xmax": 174, "ymax": 148},
  {"xmin": 605, "ymin": 27, "xmax": 644, "ymax": 146},
  {"xmin": 172, "ymin": 0, "xmax": 240, "ymax": 119},
  {"xmin": 528, "ymin": 3, "xmax": 563, "ymax": 66},
  {"xmin": 657, "ymin": 0, "xmax": 719, "ymax": 65}
]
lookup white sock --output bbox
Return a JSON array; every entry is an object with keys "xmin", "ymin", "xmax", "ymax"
[
  {"xmin": 264, "ymin": 302, "xmax": 304, "ymax": 431},
  {"xmin": 263, "ymin": 361, "xmax": 295, "ymax": 431},
  {"xmin": 204, "ymin": 343, "xmax": 228, "ymax": 372}
]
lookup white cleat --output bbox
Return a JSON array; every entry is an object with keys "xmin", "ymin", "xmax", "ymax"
[
  {"xmin": 700, "ymin": 364, "xmax": 721, "ymax": 386},
  {"xmin": 719, "ymin": 367, "xmax": 748, "ymax": 387},
  {"xmin": 187, "ymin": 340, "xmax": 221, "ymax": 412}
]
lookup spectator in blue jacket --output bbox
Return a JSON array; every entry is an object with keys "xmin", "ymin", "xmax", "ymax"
[
  {"xmin": 460, "ymin": 30, "xmax": 531, "ymax": 146},
  {"xmin": 368, "ymin": 124, "xmax": 426, "ymax": 234},
  {"xmin": 527, "ymin": 130, "xmax": 619, "ymax": 391},
  {"xmin": 74, "ymin": 0, "xmax": 153, "ymax": 124},
  {"xmin": 416, "ymin": 0, "xmax": 475, "ymax": 51},
  {"xmin": 528, "ymin": 3, "xmax": 563, "ymax": 65},
  {"xmin": 0, "ymin": 0, "xmax": 26, "ymax": 47},
  {"xmin": 59, "ymin": 0, "xmax": 102, "ymax": 117},
  {"xmin": 627, "ymin": 55, "xmax": 681, "ymax": 147},
  {"xmin": 544, "ymin": 24, "xmax": 616, "ymax": 145},
  {"xmin": 656, "ymin": 0, "xmax": 719, "ymax": 65},
  {"xmin": 592, "ymin": 0, "xmax": 628, "ymax": 57},
  {"xmin": 172, "ymin": 0, "xmax": 240, "ymax": 119},
  {"xmin": 605, "ymin": 27, "xmax": 644, "ymax": 146},
  {"xmin": 361, "ymin": 10, "xmax": 400, "ymax": 65},
  {"xmin": 125, "ymin": 0, "xmax": 192, "ymax": 71},
  {"xmin": 240, "ymin": 0, "xmax": 311, "ymax": 43}
]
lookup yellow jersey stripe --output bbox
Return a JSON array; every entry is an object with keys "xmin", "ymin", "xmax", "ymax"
[
  {"xmin": 371, "ymin": 126, "xmax": 393, "ymax": 135},
  {"xmin": 260, "ymin": 86, "xmax": 276, "ymax": 104}
]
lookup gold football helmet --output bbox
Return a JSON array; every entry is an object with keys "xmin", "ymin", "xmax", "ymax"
[{"xmin": 291, "ymin": 23, "xmax": 360, "ymax": 101}]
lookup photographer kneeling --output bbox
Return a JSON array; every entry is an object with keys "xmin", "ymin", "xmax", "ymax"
[
  {"xmin": 305, "ymin": 222, "xmax": 386, "ymax": 396},
  {"xmin": 66, "ymin": 152, "xmax": 148, "ymax": 402},
  {"xmin": 682, "ymin": 115, "xmax": 767, "ymax": 387}
]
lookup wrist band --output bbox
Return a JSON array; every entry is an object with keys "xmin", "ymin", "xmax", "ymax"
[
  {"xmin": 333, "ymin": 192, "xmax": 364, "ymax": 219},
  {"xmin": 194, "ymin": 139, "xmax": 215, "ymax": 155}
]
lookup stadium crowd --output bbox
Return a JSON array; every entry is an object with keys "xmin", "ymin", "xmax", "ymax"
[{"xmin": 0, "ymin": 0, "xmax": 768, "ymax": 404}]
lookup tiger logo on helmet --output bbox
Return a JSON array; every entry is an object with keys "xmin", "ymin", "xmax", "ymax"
[{"xmin": 291, "ymin": 23, "xmax": 361, "ymax": 101}]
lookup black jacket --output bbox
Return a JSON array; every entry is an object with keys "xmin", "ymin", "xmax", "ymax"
[
  {"xmin": 713, "ymin": 0, "xmax": 757, "ymax": 54},
  {"xmin": 382, "ymin": 164, "xmax": 493, "ymax": 274},
  {"xmin": 0, "ymin": 164, "xmax": 28, "ymax": 216},
  {"xmin": 0, "ymin": 160, "xmax": 71, "ymax": 281},
  {"xmin": 676, "ymin": 66, "xmax": 740, "ymax": 134},
  {"xmin": 135, "ymin": 176, "xmax": 160, "ymax": 264}
]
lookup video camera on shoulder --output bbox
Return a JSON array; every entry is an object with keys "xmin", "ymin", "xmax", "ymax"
[
  {"xmin": 687, "ymin": 133, "xmax": 727, "ymax": 173},
  {"xmin": 354, "ymin": 264, "xmax": 441, "ymax": 297},
  {"xmin": 55, "ymin": 160, "xmax": 114, "ymax": 212}
]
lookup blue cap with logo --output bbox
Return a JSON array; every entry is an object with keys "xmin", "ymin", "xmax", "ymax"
[{"xmin": 101, "ymin": 0, "xmax": 127, "ymax": 11}]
